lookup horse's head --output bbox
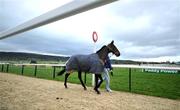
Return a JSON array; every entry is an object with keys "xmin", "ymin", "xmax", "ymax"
[{"xmin": 107, "ymin": 40, "xmax": 120, "ymax": 57}]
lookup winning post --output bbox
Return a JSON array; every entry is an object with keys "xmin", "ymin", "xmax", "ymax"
[{"xmin": 92, "ymin": 31, "xmax": 98, "ymax": 86}]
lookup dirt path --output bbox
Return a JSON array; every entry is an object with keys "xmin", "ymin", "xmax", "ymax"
[{"xmin": 0, "ymin": 73, "xmax": 179, "ymax": 110}]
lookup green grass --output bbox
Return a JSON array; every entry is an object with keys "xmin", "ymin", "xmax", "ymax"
[
  {"xmin": 1, "ymin": 64, "xmax": 180, "ymax": 99},
  {"xmin": 131, "ymin": 68, "xmax": 180, "ymax": 99}
]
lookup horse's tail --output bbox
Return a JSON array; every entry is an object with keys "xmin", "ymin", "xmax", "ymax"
[{"xmin": 57, "ymin": 66, "xmax": 66, "ymax": 76}]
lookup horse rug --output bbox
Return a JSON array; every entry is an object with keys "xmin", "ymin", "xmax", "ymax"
[{"xmin": 66, "ymin": 53, "xmax": 104, "ymax": 74}]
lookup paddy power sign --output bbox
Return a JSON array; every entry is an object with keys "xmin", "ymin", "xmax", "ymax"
[{"xmin": 143, "ymin": 69, "xmax": 179, "ymax": 74}]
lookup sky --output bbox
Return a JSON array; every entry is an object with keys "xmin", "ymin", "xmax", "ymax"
[{"xmin": 0, "ymin": 0, "xmax": 180, "ymax": 62}]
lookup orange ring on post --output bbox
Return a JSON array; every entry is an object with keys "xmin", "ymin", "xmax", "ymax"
[{"xmin": 92, "ymin": 31, "xmax": 98, "ymax": 43}]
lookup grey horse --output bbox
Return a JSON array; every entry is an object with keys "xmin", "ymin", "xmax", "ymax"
[{"xmin": 57, "ymin": 40, "xmax": 120, "ymax": 94}]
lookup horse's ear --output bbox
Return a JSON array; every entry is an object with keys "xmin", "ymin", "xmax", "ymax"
[{"xmin": 111, "ymin": 40, "xmax": 114, "ymax": 44}]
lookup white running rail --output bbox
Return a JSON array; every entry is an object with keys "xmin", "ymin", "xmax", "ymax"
[{"xmin": 0, "ymin": 0, "xmax": 117, "ymax": 40}]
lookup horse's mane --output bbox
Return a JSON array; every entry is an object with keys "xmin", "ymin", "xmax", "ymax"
[{"xmin": 96, "ymin": 45, "xmax": 106, "ymax": 53}]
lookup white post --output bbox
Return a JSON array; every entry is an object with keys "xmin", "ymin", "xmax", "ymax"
[
  {"xmin": 92, "ymin": 43, "xmax": 96, "ymax": 86},
  {"xmin": 92, "ymin": 31, "xmax": 98, "ymax": 86}
]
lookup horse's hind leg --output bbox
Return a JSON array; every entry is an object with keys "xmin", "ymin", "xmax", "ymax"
[
  {"xmin": 78, "ymin": 71, "xmax": 87, "ymax": 90},
  {"xmin": 64, "ymin": 73, "xmax": 70, "ymax": 88}
]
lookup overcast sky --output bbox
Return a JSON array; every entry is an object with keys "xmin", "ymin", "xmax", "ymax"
[{"xmin": 0, "ymin": 0, "xmax": 180, "ymax": 62}]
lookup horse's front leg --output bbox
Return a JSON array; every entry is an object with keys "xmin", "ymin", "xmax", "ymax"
[
  {"xmin": 97, "ymin": 74, "xmax": 103, "ymax": 89},
  {"xmin": 78, "ymin": 71, "xmax": 87, "ymax": 90},
  {"xmin": 94, "ymin": 74, "xmax": 102, "ymax": 94}
]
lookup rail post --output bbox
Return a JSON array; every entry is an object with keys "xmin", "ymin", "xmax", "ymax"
[
  {"xmin": 21, "ymin": 65, "xmax": 24, "ymax": 75},
  {"xmin": 1, "ymin": 64, "xmax": 4, "ymax": 72},
  {"xmin": 34, "ymin": 65, "xmax": 37, "ymax": 76},
  {"xmin": 84, "ymin": 72, "xmax": 87, "ymax": 84},
  {"xmin": 129, "ymin": 68, "xmax": 132, "ymax": 92},
  {"xmin": 53, "ymin": 66, "xmax": 56, "ymax": 79},
  {"xmin": 6, "ymin": 64, "xmax": 9, "ymax": 72}
]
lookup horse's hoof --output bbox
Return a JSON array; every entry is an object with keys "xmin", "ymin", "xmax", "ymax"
[
  {"xmin": 94, "ymin": 88, "xmax": 100, "ymax": 94},
  {"xmin": 84, "ymin": 88, "xmax": 87, "ymax": 91},
  {"xmin": 64, "ymin": 85, "xmax": 68, "ymax": 89},
  {"xmin": 97, "ymin": 91, "xmax": 101, "ymax": 94}
]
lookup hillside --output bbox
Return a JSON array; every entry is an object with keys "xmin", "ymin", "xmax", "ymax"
[
  {"xmin": 0, "ymin": 51, "xmax": 178, "ymax": 65},
  {"xmin": 0, "ymin": 51, "xmax": 140, "ymax": 64}
]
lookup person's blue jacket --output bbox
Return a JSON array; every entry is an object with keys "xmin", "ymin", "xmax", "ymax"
[{"xmin": 104, "ymin": 56, "xmax": 112, "ymax": 70}]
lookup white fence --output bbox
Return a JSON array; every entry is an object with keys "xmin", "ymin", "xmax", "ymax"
[
  {"xmin": 0, "ymin": 0, "xmax": 117, "ymax": 40},
  {"xmin": 1, "ymin": 63, "xmax": 179, "ymax": 91},
  {"xmin": 112, "ymin": 64, "xmax": 180, "ymax": 70}
]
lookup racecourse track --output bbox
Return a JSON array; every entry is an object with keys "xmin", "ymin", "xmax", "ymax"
[{"xmin": 0, "ymin": 73, "xmax": 179, "ymax": 110}]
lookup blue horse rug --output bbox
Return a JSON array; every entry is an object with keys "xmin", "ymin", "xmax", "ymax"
[{"xmin": 66, "ymin": 53, "xmax": 104, "ymax": 74}]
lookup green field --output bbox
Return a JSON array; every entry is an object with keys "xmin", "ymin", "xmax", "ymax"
[{"xmin": 1, "ymin": 64, "xmax": 180, "ymax": 99}]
